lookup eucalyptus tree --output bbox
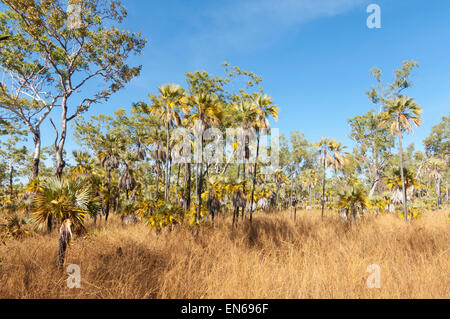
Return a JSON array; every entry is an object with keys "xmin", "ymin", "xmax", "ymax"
[
  {"xmin": 424, "ymin": 115, "xmax": 449, "ymax": 160},
  {"xmin": 0, "ymin": 22, "xmax": 53, "ymax": 179},
  {"xmin": 0, "ymin": 0, "xmax": 146, "ymax": 177},
  {"xmin": 0, "ymin": 87, "xmax": 52, "ymax": 180},
  {"xmin": 348, "ymin": 110, "xmax": 394, "ymax": 197},
  {"xmin": 0, "ymin": 122, "xmax": 27, "ymax": 199}
]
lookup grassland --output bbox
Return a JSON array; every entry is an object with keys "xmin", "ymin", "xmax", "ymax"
[{"xmin": 0, "ymin": 210, "xmax": 448, "ymax": 298}]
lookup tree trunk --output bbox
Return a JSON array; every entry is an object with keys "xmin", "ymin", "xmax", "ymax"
[
  {"xmin": 321, "ymin": 146, "xmax": 326, "ymax": 218},
  {"xmin": 168, "ymin": 159, "xmax": 172, "ymax": 199},
  {"xmin": 57, "ymin": 222, "xmax": 72, "ymax": 268},
  {"xmin": 276, "ymin": 183, "xmax": 280, "ymax": 211},
  {"xmin": 105, "ymin": 169, "xmax": 111, "ymax": 222},
  {"xmin": 165, "ymin": 123, "xmax": 170, "ymax": 202},
  {"xmin": 351, "ymin": 206, "xmax": 356, "ymax": 224},
  {"xmin": 436, "ymin": 178, "xmax": 441, "ymax": 209},
  {"xmin": 30, "ymin": 131, "xmax": 41, "ymax": 180},
  {"xmin": 196, "ymin": 162, "xmax": 203, "ymax": 222},
  {"xmin": 47, "ymin": 214, "xmax": 53, "ymax": 233},
  {"xmin": 196, "ymin": 136, "xmax": 204, "ymax": 222},
  {"xmin": 249, "ymin": 132, "xmax": 260, "ymax": 224},
  {"xmin": 8, "ymin": 159, "xmax": 13, "ymax": 199},
  {"xmin": 155, "ymin": 161, "xmax": 160, "ymax": 200},
  {"xmin": 289, "ymin": 191, "xmax": 293, "ymax": 219},
  {"xmin": 55, "ymin": 97, "xmax": 68, "ymax": 178},
  {"xmin": 368, "ymin": 179, "xmax": 379, "ymax": 198},
  {"xmin": 398, "ymin": 131, "xmax": 408, "ymax": 222},
  {"xmin": 183, "ymin": 162, "xmax": 191, "ymax": 211}
]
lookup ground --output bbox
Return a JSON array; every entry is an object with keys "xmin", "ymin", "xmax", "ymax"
[{"xmin": 0, "ymin": 209, "xmax": 448, "ymax": 298}]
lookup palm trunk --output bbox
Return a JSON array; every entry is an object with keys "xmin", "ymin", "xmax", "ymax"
[
  {"xmin": 168, "ymin": 159, "xmax": 172, "ymax": 199},
  {"xmin": 276, "ymin": 183, "xmax": 280, "ymax": 211},
  {"xmin": 309, "ymin": 185, "xmax": 313, "ymax": 206},
  {"xmin": 165, "ymin": 124, "xmax": 170, "ymax": 202},
  {"xmin": 183, "ymin": 162, "xmax": 191, "ymax": 211},
  {"xmin": 196, "ymin": 163, "xmax": 203, "ymax": 222},
  {"xmin": 155, "ymin": 161, "xmax": 160, "ymax": 200},
  {"xmin": 446, "ymin": 186, "xmax": 448, "ymax": 204},
  {"xmin": 321, "ymin": 146, "xmax": 326, "ymax": 218},
  {"xmin": 196, "ymin": 136, "xmax": 204, "ymax": 222},
  {"xmin": 176, "ymin": 164, "xmax": 181, "ymax": 187},
  {"xmin": 57, "ymin": 224, "xmax": 71, "ymax": 267},
  {"xmin": 351, "ymin": 206, "xmax": 356, "ymax": 224},
  {"xmin": 249, "ymin": 132, "xmax": 260, "ymax": 224},
  {"xmin": 436, "ymin": 178, "xmax": 441, "ymax": 209},
  {"xmin": 289, "ymin": 192, "xmax": 293, "ymax": 219},
  {"xmin": 47, "ymin": 214, "xmax": 52, "ymax": 233},
  {"xmin": 105, "ymin": 168, "xmax": 112, "ymax": 222},
  {"xmin": 398, "ymin": 131, "xmax": 408, "ymax": 222}
]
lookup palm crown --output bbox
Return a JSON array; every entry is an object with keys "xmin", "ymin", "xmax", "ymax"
[{"xmin": 380, "ymin": 95, "xmax": 422, "ymax": 134}]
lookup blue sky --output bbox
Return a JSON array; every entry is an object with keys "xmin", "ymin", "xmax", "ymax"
[{"xmin": 38, "ymin": 0, "xmax": 450, "ymax": 157}]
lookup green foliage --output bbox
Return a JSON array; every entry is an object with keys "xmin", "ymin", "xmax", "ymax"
[
  {"xmin": 31, "ymin": 176, "xmax": 99, "ymax": 230},
  {"xmin": 137, "ymin": 201, "xmax": 184, "ymax": 231},
  {"xmin": 424, "ymin": 115, "xmax": 449, "ymax": 159},
  {"xmin": 337, "ymin": 184, "xmax": 368, "ymax": 215}
]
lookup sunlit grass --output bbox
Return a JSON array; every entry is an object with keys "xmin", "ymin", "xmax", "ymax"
[{"xmin": 0, "ymin": 209, "xmax": 448, "ymax": 298}]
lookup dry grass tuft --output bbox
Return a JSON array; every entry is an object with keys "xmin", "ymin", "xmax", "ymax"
[{"xmin": 0, "ymin": 210, "xmax": 449, "ymax": 298}]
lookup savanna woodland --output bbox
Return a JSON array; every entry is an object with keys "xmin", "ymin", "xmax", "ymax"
[{"xmin": 0, "ymin": 0, "xmax": 448, "ymax": 299}]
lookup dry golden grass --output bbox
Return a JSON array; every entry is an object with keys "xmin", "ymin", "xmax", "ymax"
[{"xmin": 0, "ymin": 209, "xmax": 449, "ymax": 299}]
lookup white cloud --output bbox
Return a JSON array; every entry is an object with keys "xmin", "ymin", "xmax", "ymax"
[{"xmin": 185, "ymin": 0, "xmax": 368, "ymax": 53}]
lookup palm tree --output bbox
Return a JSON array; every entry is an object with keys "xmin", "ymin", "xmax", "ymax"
[
  {"xmin": 249, "ymin": 94, "xmax": 278, "ymax": 224},
  {"xmin": 118, "ymin": 164, "xmax": 136, "ymax": 200},
  {"xmin": 101, "ymin": 150, "xmax": 119, "ymax": 222},
  {"xmin": 337, "ymin": 185, "xmax": 368, "ymax": 224},
  {"xmin": 156, "ymin": 84, "xmax": 185, "ymax": 201},
  {"xmin": 425, "ymin": 157, "xmax": 445, "ymax": 209},
  {"xmin": 32, "ymin": 176, "xmax": 95, "ymax": 233},
  {"xmin": 314, "ymin": 138, "xmax": 345, "ymax": 218},
  {"xmin": 302, "ymin": 169, "xmax": 318, "ymax": 207},
  {"xmin": 186, "ymin": 92, "xmax": 223, "ymax": 222},
  {"xmin": 149, "ymin": 128, "xmax": 167, "ymax": 200},
  {"xmin": 32, "ymin": 176, "xmax": 98, "ymax": 267},
  {"xmin": 328, "ymin": 139, "xmax": 346, "ymax": 172},
  {"xmin": 379, "ymin": 95, "xmax": 422, "ymax": 221},
  {"xmin": 385, "ymin": 167, "xmax": 417, "ymax": 216},
  {"xmin": 232, "ymin": 98, "xmax": 258, "ymax": 182}
]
